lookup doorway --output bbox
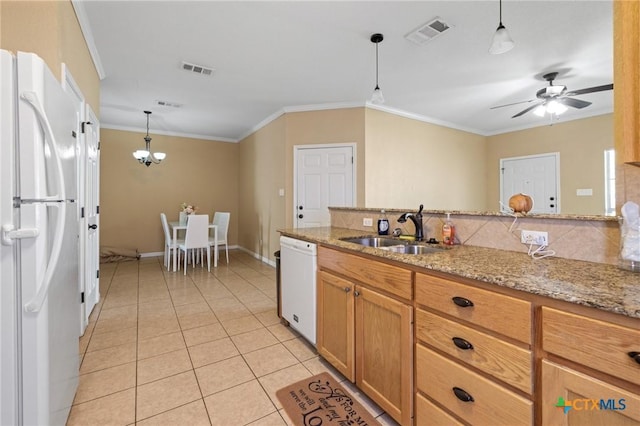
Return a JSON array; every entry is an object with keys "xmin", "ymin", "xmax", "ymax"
[
  {"xmin": 500, "ymin": 152, "xmax": 560, "ymax": 214},
  {"xmin": 62, "ymin": 66, "xmax": 100, "ymax": 334},
  {"xmin": 294, "ymin": 144, "xmax": 355, "ymax": 228}
]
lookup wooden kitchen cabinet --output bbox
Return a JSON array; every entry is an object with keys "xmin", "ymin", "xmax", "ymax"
[
  {"xmin": 541, "ymin": 307, "xmax": 640, "ymax": 425},
  {"xmin": 317, "ymin": 247, "xmax": 413, "ymax": 426},
  {"xmin": 316, "ymin": 270, "xmax": 355, "ymax": 380},
  {"xmin": 355, "ymin": 285, "xmax": 413, "ymax": 426},
  {"xmin": 614, "ymin": 0, "xmax": 640, "ymax": 164},
  {"xmin": 541, "ymin": 307, "xmax": 640, "ymax": 386},
  {"xmin": 414, "ymin": 271, "xmax": 533, "ymax": 425},
  {"xmin": 541, "ymin": 360, "xmax": 640, "ymax": 426}
]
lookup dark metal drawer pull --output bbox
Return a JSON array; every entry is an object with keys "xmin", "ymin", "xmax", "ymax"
[
  {"xmin": 452, "ymin": 296, "xmax": 474, "ymax": 308},
  {"xmin": 452, "ymin": 387, "xmax": 474, "ymax": 402},
  {"xmin": 452, "ymin": 337, "xmax": 474, "ymax": 350},
  {"xmin": 628, "ymin": 351, "xmax": 640, "ymax": 364}
]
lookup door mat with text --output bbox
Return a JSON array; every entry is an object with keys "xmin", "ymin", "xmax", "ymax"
[{"xmin": 276, "ymin": 372, "xmax": 381, "ymax": 426}]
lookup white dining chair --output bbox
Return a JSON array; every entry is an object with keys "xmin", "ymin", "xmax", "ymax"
[
  {"xmin": 209, "ymin": 212, "xmax": 230, "ymax": 264},
  {"xmin": 177, "ymin": 214, "xmax": 211, "ymax": 275},
  {"xmin": 160, "ymin": 213, "xmax": 183, "ymax": 270}
]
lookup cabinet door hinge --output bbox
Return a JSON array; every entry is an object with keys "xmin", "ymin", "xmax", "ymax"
[{"xmin": 80, "ymin": 292, "xmax": 85, "ymax": 303}]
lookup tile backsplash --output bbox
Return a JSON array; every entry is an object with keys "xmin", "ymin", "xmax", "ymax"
[{"xmin": 330, "ymin": 208, "xmax": 620, "ymax": 265}]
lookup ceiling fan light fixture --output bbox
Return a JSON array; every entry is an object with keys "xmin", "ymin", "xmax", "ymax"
[
  {"xmin": 533, "ymin": 105, "xmax": 547, "ymax": 117},
  {"xmin": 547, "ymin": 100, "xmax": 568, "ymax": 115},
  {"xmin": 370, "ymin": 33, "xmax": 385, "ymax": 104},
  {"xmin": 489, "ymin": 0, "xmax": 514, "ymax": 55}
]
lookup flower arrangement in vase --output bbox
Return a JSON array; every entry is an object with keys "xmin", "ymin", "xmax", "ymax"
[{"xmin": 179, "ymin": 202, "xmax": 198, "ymax": 224}]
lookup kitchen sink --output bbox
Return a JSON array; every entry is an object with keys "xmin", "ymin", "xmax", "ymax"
[
  {"xmin": 340, "ymin": 236, "xmax": 402, "ymax": 247},
  {"xmin": 400, "ymin": 244, "xmax": 444, "ymax": 255},
  {"xmin": 340, "ymin": 236, "xmax": 445, "ymax": 255}
]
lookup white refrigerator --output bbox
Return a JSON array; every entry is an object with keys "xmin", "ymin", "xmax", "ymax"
[{"xmin": 0, "ymin": 50, "xmax": 80, "ymax": 425}]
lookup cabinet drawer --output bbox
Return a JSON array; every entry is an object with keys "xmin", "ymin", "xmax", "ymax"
[
  {"xmin": 318, "ymin": 246, "xmax": 412, "ymax": 300},
  {"xmin": 542, "ymin": 307, "xmax": 640, "ymax": 386},
  {"xmin": 416, "ymin": 392, "xmax": 464, "ymax": 426},
  {"xmin": 415, "ymin": 272, "xmax": 532, "ymax": 343},
  {"xmin": 416, "ymin": 309, "xmax": 532, "ymax": 394},
  {"xmin": 416, "ymin": 344, "xmax": 533, "ymax": 426}
]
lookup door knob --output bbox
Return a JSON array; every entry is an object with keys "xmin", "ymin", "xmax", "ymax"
[
  {"xmin": 344, "ymin": 287, "xmax": 351, "ymax": 293},
  {"xmin": 88, "ymin": 224, "xmax": 98, "ymax": 230},
  {"xmin": 298, "ymin": 206, "xmax": 303, "ymax": 210},
  {"xmin": 298, "ymin": 214, "xmax": 304, "ymax": 219}
]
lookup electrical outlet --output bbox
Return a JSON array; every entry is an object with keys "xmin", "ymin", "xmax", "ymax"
[
  {"xmin": 521, "ymin": 230, "xmax": 548, "ymax": 246},
  {"xmin": 363, "ymin": 218, "xmax": 373, "ymax": 227}
]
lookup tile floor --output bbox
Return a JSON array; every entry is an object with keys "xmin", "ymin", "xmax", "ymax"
[{"xmin": 69, "ymin": 250, "xmax": 398, "ymax": 425}]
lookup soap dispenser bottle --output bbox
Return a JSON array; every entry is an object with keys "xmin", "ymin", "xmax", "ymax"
[
  {"xmin": 378, "ymin": 209, "xmax": 389, "ymax": 235},
  {"xmin": 442, "ymin": 213, "xmax": 455, "ymax": 245}
]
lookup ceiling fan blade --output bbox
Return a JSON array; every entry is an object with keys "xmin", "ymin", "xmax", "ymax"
[
  {"xmin": 490, "ymin": 99, "xmax": 536, "ymax": 110},
  {"xmin": 559, "ymin": 97, "xmax": 592, "ymax": 109},
  {"xmin": 512, "ymin": 102, "xmax": 542, "ymax": 118},
  {"xmin": 564, "ymin": 83, "xmax": 613, "ymax": 96}
]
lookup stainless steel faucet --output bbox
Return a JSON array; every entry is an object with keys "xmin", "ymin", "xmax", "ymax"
[{"xmin": 398, "ymin": 204, "xmax": 424, "ymax": 241}]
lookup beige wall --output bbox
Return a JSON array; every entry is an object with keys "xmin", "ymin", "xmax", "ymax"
[
  {"xmin": 486, "ymin": 114, "xmax": 613, "ymax": 215},
  {"xmin": 236, "ymin": 107, "xmax": 365, "ymax": 263},
  {"xmin": 0, "ymin": 1, "xmax": 99, "ymax": 111},
  {"xmin": 364, "ymin": 108, "xmax": 488, "ymax": 211},
  {"xmin": 285, "ymin": 107, "xmax": 366, "ymax": 218},
  {"xmin": 100, "ymin": 128, "xmax": 239, "ymax": 253},
  {"xmin": 238, "ymin": 116, "xmax": 286, "ymax": 261}
]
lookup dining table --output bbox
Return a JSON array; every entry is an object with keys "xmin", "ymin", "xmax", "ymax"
[{"xmin": 169, "ymin": 221, "xmax": 218, "ymax": 272}]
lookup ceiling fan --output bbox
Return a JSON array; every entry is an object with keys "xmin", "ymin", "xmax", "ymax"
[{"xmin": 491, "ymin": 72, "xmax": 613, "ymax": 118}]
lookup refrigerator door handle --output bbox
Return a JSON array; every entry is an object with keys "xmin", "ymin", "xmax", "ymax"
[
  {"xmin": 20, "ymin": 91, "xmax": 69, "ymax": 314},
  {"xmin": 1, "ymin": 224, "xmax": 39, "ymax": 245},
  {"xmin": 20, "ymin": 91, "xmax": 66, "ymax": 200}
]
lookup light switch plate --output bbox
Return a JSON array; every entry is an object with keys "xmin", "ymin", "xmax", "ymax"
[{"xmin": 363, "ymin": 218, "xmax": 373, "ymax": 226}]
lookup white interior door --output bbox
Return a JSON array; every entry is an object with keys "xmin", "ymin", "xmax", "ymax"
[
  {"xmin": 295, "ymin": 145, "xmax": 355, "ymax": 228},
  {"xmin": 500, "ymin": 153, "xmax": 559, "ymax": 214},
  {"xmin": 61, "ymin": 65, "xmax": 88, "ymax": 333},
  {"xmin": 83, "ymin": 105, "xmax": 100, "ymax": 325}
]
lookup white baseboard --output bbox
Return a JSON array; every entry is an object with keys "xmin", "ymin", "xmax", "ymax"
[
  {"xmin": 140, "ymin": 251, "xmax": 163, "ymax": 258},
  {"xmin": 236, "ymin": 246, "xmax": 277, "ymax": 268},
  {"xmin": 139, "ymin": 245, "xmax": 276, "ymax": 268}
]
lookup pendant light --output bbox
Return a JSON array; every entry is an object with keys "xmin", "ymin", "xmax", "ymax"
[
  {"xmin": 489, "ymin": 0, "xmax": 515, "ymax": 55},
  {"xmin": 132, "ymin": 111, "xmax": 166, "ymax": 167},
  {"xmin": 370, "ymin": 33, "xmax": 385, "ymax": 104}
]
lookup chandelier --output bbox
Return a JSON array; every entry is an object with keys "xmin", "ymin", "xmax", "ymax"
[{"xmin": 132, "ymin": 110, "xmax": 166, "ymax": 167}]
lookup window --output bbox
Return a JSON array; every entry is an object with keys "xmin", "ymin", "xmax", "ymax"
[{"xmin": 604, "ymin": 149, "xmax": 616, "ymax": 216}]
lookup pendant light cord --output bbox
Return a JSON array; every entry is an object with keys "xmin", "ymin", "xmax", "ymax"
[{"xmin": 375, "ymin": 42, "xmax": 380, "ymax": 90}]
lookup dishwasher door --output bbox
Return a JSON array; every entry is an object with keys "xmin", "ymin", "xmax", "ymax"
[{"xmin": 280, "ymin": 236, "xmax": 317, "ymax": 346}]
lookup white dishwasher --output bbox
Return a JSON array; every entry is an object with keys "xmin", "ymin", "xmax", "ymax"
[{"xmin": 280, "ymin": 236, "xmax": 317, "ymax": 346}]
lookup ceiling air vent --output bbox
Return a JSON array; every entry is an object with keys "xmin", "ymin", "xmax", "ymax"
[
  {"xmin": 181, "ymin": 61, "xmax": 215, "ymax": 76},
  {"xmin": 155, "ymin": 100, "xmax": 182, "ymax": 108},
  {"xmin": 405, "ymin": 17, "xmax": 452, "ymax": 45}
]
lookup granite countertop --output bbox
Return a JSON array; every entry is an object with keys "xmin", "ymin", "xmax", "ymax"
[{"xmin": 279, "ymin": 227, "xmax": 640, "ymax": 319}]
